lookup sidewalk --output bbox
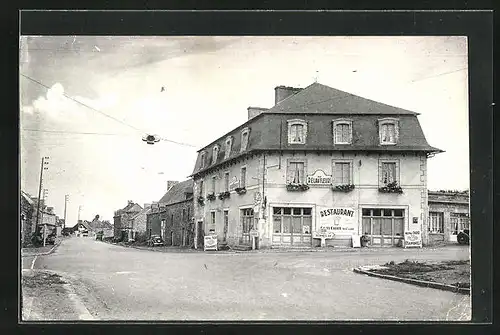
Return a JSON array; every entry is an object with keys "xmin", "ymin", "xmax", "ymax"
[
  {"xmin": 21, "ymin": 269, "xmax": 95, "ymax": 321},
  {"xmin": 102, "ymin": 239, "xmax": 461, "ymax": 254},
  {"xmin": 21, "ymin": 238, "xmax": 62, "ymax": 257}
]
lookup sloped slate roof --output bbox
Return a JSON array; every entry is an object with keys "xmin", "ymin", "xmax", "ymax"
[
  {"xmin": 268, "ymin": 82, "xmax": 419, "ymax": 115},
  {"xmin": 191, "ymin": 82, "xmax": 442, "ymax": 176},
  {"xmin": 158, "ymin": 179, "xmax": 194, "ymax": 205},
  {"xmin": 131, "ymin": 206, "xmax": 152, "ymax": 220}
]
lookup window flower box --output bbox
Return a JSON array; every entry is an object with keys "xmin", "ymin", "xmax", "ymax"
[
  {"xmin": 333, "ymin": 184, "xmax": 355, "ymax": 192},
  {"xmin": 197, "ymin": 196, "xmax": 205, "ymax": 206},
  {"xmin": 286, "ymin": 183, "xmax": 310, "ymax": 192},
  {"xmin": 218, "ymin": 191, "xmax": 231, "ymax": 200},
  {"xmin": 235, "ymin": 187, "xmax": 247, "ymax": 195},
  {"xmin": 206, "ymin": 192, "xmax": 216, "ymax": 201},
  {"xmin": 379, "ymin": 181, "xmax": 403, "ymax": 194}
]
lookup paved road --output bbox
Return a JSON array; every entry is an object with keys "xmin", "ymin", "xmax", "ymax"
[{"xmin": 31, "ymin": 237, "xmax": 471, "ymax": 321}]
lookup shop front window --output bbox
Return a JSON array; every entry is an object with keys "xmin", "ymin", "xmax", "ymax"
[{"xmin": 362, "ymin": 208, "xmax": 405, "ymax": 246}]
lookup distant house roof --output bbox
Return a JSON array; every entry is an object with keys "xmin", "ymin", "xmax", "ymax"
[
  {"xmin": 191, "ymin": 82, "xmax": 443, "ymax": 177},
  {"xmin": 115, "ymin": 202, "xmax": 143, "ymax": 216},
  {"xmin": 428, "ymin": 190, "xmax": 470, "ymax": 205},
  {"xmin": 158, "ymin": 179, "xmax": 194, "ymax": 205},
  {"xmin": 131, "ymin": 206, "xmax": 153, "ymax": 220},
  {"xmin": 21, "ymin": 191, "xmax": 34, "ymax": 205}
]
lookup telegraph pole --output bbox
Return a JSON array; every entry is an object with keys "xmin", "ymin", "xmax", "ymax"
[
  {"xmin": 42, "ymin": 188, "xmax": 48, "ymax": 247},
  {"xmin": 35, "ymin": 156, "xmax": 49, "ymax": 240},
  {"xmin": 63, "ymin": 195, "xmax": 69, "ymax": 229}
]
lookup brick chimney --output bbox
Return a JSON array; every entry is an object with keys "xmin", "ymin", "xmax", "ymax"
[
  {"xmin": 247, "ymin": 106, "xmax": 269, "ymax": 120},
  {"xmin": 274, "ymin": 85, "xmax": 302, "ymax": 105},
  {"xmin": 167, "ymin": 181, "xmax": 179, "ymax": 191}
]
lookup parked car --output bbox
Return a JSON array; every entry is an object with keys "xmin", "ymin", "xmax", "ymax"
[
  {"xmin": 147, "ymin": 235, "xmax": 164, "ymax": 247},
  {"xmin": 457, "ymin": 229, "xmax": 470, "ymax": 245},
  {"xmin": 45, "ymin": 233, "xmax": 56, "ymax": 245}
]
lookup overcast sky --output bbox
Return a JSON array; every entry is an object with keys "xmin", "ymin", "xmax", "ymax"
[{"xmin": 19, "ymin": 36, "xmax": 469, "ymax": 223}]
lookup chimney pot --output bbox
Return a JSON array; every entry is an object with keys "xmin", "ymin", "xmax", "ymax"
[{"xmin": 274, "ymin": 85, "xmax": 302, "ymax": 105}]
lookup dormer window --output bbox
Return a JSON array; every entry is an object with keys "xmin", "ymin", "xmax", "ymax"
[
  {"xmin": 212, "ymin": 145, "xmax": 220, "ymax": 165},
  {"xmin": 200, "ymin": 151, "xmax": 207, "ymax": 169},
  {"xmin": 378, "ymin": 118, "xmax": 399, "ymax": 145},
  {"xmin": 240, "ymin": 127, "xmax": 250, "ymax": 153},
  {"xmin": 224, "ymin": 136, "xmax": 233, "ymax": 160},
  {"xmin": 287, "ymin": 119, "xmax": 307, "ymax": 144},
  {"xmin": 333, "ymin": 119, "xmax": 353, "ymax": 144}
]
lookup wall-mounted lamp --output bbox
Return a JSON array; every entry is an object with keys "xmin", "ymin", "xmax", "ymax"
[{"xmin": 358, "ymin": 160, "xmax": 362, "ymax": 166}]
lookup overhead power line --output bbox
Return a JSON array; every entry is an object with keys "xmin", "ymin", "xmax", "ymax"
[{"xmin": 20, "ymin": 74, "xmax": 199, "ymax": 148}]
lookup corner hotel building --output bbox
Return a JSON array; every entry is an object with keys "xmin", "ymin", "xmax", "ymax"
[{"xmin": 190, "ymin": 83, "xmax": 443, "ymax": 249}]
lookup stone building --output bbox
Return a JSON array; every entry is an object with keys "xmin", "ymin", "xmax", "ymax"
[
  {"xmin": 20, "ymin": 191, "xmax": 34, "ymax": 246},
  {"xmin": 190, "ymin": 82, "xmax": 443, "ymax": 249},
  {"xmin": 428, "ymin": 190, "xmax": 470, "ymax": 244},
  {"xmin": 146, "ymin": 180, "xmax": 194, "ymax": 247},
  {"xmin": 113, "ymin": 201, "xmax": 142, "ymax": 241}
]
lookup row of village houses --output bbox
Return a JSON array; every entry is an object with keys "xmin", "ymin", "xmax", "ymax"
[
  {"xmin": 112, "ymin": 83, "xmax": 470, "ymax": 249},
  {"xmin": 20, "ymin": 192, "xmax": 114, "ymax": 246}
]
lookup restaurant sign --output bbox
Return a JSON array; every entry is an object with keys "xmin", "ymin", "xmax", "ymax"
[
  {"xmin": 307, "ymin": 170, "xmax": 332, "ymax": 186},
  {"xmin": 317, "ymin": 207, "xmax": 357, "ymax": 234},
  {"xmin": 404, "ymin": 231, "xmax": 422, "ymax": 248}
]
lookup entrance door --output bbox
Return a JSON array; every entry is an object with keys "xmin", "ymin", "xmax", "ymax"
[
  {"xmin": 196, "ymin": 220, "xmax": 204, "ymax": 249},
  {"xmin": 223, "ymin": 210, "xmax": 229, "ymax": 243},
  {"xmin": 272, "ymin": 207, "xmax": 312, "ymax": 246},
  {"xmin": 362, "ymin": 208, "xmax": 404, "ymax": 246},
  {"xmin": 240, "ymin": 208, "xmax": 254, "ymax": 245}
]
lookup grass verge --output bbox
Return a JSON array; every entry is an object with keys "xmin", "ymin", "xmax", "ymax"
[{"xmin": 372, "ymin": 259, "xmax": 470, "ymax": 289}]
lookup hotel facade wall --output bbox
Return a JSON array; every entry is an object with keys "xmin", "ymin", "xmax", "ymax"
[
  {"xmin": 193, "ymin": 154, "xmax": 262, "ymax": 247},
  {"xmin": 194, "ymin": 150, "xmax": 430, "ymax": 248}
]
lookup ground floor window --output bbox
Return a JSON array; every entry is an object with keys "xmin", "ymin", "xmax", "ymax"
[
  {"xmin": 272, "ymin": 207, "xmax": 312, "ymax": 246},
  {"xmin": 362, "ymin": 208, "xmax": 404, "ymax": 246},
  {"xmin": 428, "ymin": 212, "xmax": 444, "ymax": 233},
  {"xmin": 450, "ymin": 213, "xmax": 470, "ymax": 235}
]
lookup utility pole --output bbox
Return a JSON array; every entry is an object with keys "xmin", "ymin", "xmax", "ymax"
[
  {"xmin": 63, "ymin": 195, "xmax": 69, "ymax": 229},
  {"xmin": 35, "ymin": 156, "xmax": 49, "ymax": 242},
  {"xmin": 78, "ymin": 205, "xmax": 82, "ymax": 222},
  {"xmin": 42, "ymin": 188, "xmax": 48, "ymax": 247}
]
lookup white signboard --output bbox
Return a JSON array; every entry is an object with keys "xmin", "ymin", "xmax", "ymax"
[
  {"xmin": 204, "ymin": 235, "xmax": 218, "ymax": 251},
  {"xmin": 317, "ymin": 207, "xmax": 357, "ymax": 234},
  {"xmin": 307, "ymin": 170, "xmax": 332, "ymax": 186},
  {"xmin": 404, "ymin": 230, "xmax": 422, "ymax": 248},
  {"xmin": 351, "ymin": 234, "xmax": 361, "ymax": 248},
  {"xmin": 313, "ymin": 231, "xmax": 335, "ymax": 239}
]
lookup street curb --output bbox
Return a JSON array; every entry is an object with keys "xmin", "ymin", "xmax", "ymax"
[
  {"xmin": 352, "ymin": 267, "xmax": 471, "ymax": 295},
  {"xmin": 21, "ymin": 239, "xmax": 62, "ymax": 258},
  {"xmin": 25, "ymin": 269, "xmax": 97, "ymax": 321}
]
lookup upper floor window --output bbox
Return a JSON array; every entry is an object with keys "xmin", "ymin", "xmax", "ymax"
[
  {"xmin": 199, "ymin": 180, "xmax": 204, "ymax": 195},
  {"xmin": 240, "ymin": 127, "xmax": 250, "ymax": 153},
  {"xmin": 212, "ymin": 145, "xmax": 220, "ymax": 165},
  {"xmin": 240, "ymin": 167, "xmax": 247, "ymax": 188},
  {"xmin": 211, "ymin": 176, "xmax": 217, "ymax": 193},
  {"xmin": 287, "ymin": 160, "xmax": 306, "ymax": 184},
  {"xmin": 378, "ymin": 118, "xmax": 399, "ymax": 145},
  {"xmin": 200, "ymin": 151, "xmax": 207, "ymax": 169},
  {"xmin": 333, "ymin": 161, "xmax": 352, "ymax": 185},
  {"xmin": 224, "ymin": 136, "xmax": 233, "ymax": 160},
  {"xmin": 333, "ymin": 119, "xmax": 353, "ymax": 144},
  {"xmin": 224, "ymin": 172, "xmax": 230, "ymax": 192},
  {"xmin": 287, "ymin": 119, "xmax": 307, "ymax": 144},
  {"xmin": 379, "ymin": 160, "xmax": 399, "ymax": 186}
]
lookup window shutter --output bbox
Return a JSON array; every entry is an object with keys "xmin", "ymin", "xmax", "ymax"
[
  {"xmin": 298, "ymin": 163, "xmax": 305, "ymax": 183},
  {"xmin": 344, "ymin": 163, "xmax": 350, "ymax": 184},
  {"xmin": 287, "ymin": 162, "xmax": 293, "ymax": 183}
]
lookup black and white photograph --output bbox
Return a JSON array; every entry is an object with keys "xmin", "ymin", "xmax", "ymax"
[{"xmin": 20, "ymin": 34, "xmax": 472, "ymax": 321}]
